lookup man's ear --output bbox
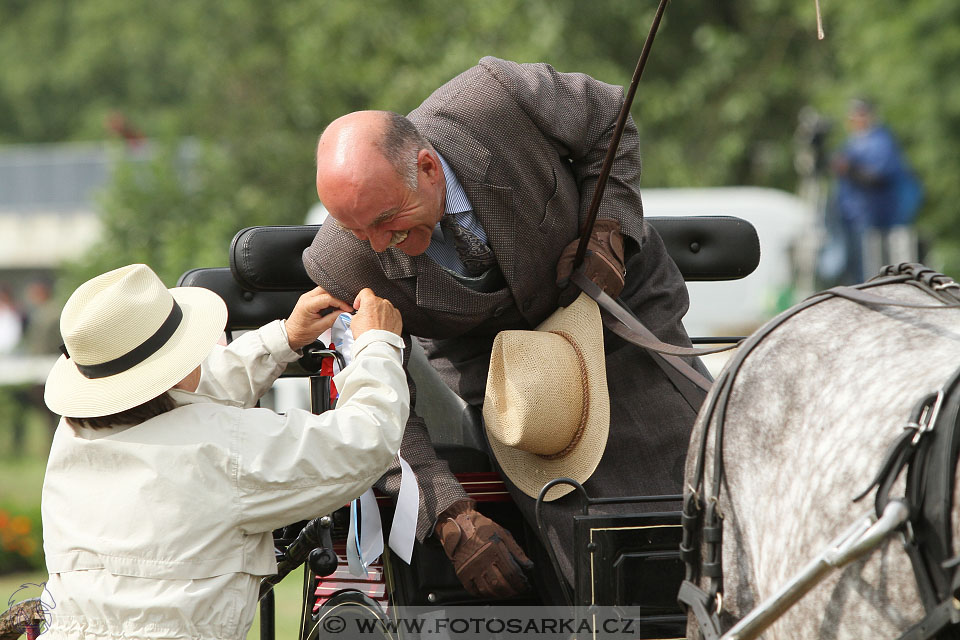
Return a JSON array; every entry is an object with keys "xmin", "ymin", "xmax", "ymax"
[{"xmin": 418, "ymin": 149, "xmax": 442, "ymax": 185}]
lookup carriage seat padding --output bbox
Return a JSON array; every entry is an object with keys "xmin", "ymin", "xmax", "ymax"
[
  {"xmin": 177, "ymin": 267, "xmax": 301, "ymax": 330},
  {"xmin": 648, "ymin": 215, "xmax": 759, "ymax": 281},
  {"xmin": 228, "ymin": 216, "xmax": 760, "ymax": 293}
]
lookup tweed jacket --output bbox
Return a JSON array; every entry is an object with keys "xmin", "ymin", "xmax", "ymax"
[
  {"xmin": 305, "ymin": 58, "xmax": 702, "ymax": 572},
  {"xmin": 308, "ymin": 57, "xmax": 645, "ymax": 339}
]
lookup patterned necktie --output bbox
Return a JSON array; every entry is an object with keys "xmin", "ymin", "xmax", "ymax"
[{"xmin": 439, "ymin": 215, "xmax": 496, "ymax": 277}]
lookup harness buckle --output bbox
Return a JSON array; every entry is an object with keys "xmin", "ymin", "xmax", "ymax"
[
  {"xmin": 919, "ymin": 390, "xmax": 945, "ymax": 434},
  {"xmin": 901, "ymin": 519, "xmax": 916, "ymax": 546},
  {"xmin": 686, "ymin": 484, "xmax": 701, "ymax": 507},
  {"xmin": 707, "ymin": 495, "xmax": 725, "ymax": 520},
  {"xmin": 910, "ymin": 390, "xmax": 944, "ymax": 444}
]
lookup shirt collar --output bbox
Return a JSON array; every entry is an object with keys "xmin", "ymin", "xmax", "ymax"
[{"xmin": 436, "ymin": 152, "xmax": 472, "ymax": 215}]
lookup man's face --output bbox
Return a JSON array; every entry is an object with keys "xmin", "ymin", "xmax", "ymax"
[
  {"xmin": 847, "ymin": 108, "xmax": 872, "ymax": 133},
  {"xmin": 318, "ymin": 150, "xmax": 445, "ymax": 256}
]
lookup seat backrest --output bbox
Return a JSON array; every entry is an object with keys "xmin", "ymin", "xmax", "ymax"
[
  {"xmin": 177, "ymin": 267, "xmax": 301, "ymax": 331},
  {"xmin": 182, "ymin": 216, "xmax": 760, "ymax": 450},
  {"xmin": 227, "ymin": 216, "xmax": 760, "ymax": 292},
  {"xmin": 650, "ymin": 215, "xmax": 759, "ymax": 281}
]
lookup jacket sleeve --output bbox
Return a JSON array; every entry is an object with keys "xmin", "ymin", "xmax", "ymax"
[
  {"xmin": 194, "ymin": 320, "xmax": 300, "ymax": 408},
  {"xmin": 478, "ymin": 56, "xmax": 645, "ymax": 246},
  {"xmin": 234, "ymin": 330, "xmax": 409, "ymax": 533},
  {"xmin": 843, "ymin": 129, "xmax": 901, "ymax": 187}
]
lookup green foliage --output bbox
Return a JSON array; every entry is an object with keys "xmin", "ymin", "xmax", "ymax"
[{"xmin": 1, "ymin": 0, "xmax": 958, "ymax": 279}]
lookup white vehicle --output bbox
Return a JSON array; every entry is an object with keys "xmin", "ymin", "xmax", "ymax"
[{"xmin": 642, "ymin": 186, "xmax": 816, "ymax": 339}]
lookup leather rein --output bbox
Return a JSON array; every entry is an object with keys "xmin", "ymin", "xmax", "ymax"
[{"xmin": 679, "ymin": 263, "xmax": 960, "ymax": 640}]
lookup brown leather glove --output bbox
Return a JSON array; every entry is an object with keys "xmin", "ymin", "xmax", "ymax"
[
  {"xmin": 556, "ymin": 218, "xmax": 626, "ymax": 307},
  {"xmin": 435, "ymin": 502, "xmax": 534, "ymax": 599}
]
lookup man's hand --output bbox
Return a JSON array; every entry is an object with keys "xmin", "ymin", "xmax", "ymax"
[
  {"xmin": 350, "ymin": 288, "xmax": 402, "ymax": 338},
  {"xmin": 556, "ymin": 218, "xmax": 626, "ymax": 307},
  {"xmin": 284, "ymin": 286, "xmax": 354, "ymax": 350},
  {"xmin": 435, "ymin": 503, "xmax": 533, "ymax": 599}
]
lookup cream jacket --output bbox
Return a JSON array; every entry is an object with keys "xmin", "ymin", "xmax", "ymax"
[{"xmin": 41, "ymin": 321, "xmax": 408, "ymax": 639}]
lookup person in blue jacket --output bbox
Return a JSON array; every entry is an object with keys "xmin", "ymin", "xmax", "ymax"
[{"xmin": 831, "ymin": 98, "xmax": 921, "ymax": 283}]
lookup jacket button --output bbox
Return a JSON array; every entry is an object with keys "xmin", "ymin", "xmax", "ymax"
[{"xmin": 493, "ymin": 305, "xmax": 508, "ymax": 317}]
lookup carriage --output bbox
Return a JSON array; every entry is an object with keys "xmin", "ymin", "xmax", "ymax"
[
  {"xmin": 181, "ymin": 221, "xmax": 960, "ymax": 640},
  {"xmin": 169, "ymin": 214, "xmax": 761, "ymax": 640}
]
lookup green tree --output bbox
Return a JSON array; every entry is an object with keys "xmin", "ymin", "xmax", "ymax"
[{"xmin": 2, "ymin": 0, "xmax": 958, "ymax": 283}]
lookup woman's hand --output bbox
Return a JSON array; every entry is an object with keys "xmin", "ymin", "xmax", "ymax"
[
  {"xmin": 350, "ymin": 288, "xmax": 402, "ymax": 338},
  {"xmin": 284, "ymin": 287, "xmax": 354, "ymax": 350}
]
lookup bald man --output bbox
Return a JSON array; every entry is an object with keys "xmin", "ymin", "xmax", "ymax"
[{"xmin": 303, "ymin": 57, "xmax": 705, "ymax": 597}]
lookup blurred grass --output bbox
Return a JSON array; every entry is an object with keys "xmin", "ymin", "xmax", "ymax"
[
  {"xmin": 1, "ymin": 568, "xmax": 306, "ymax": 638},
  {"xmin": 0, "ymin": 393, "xmax": 307, "ymax": 639},
  {"xmin": 247, "ymin": 570, "xmax": 308, "ymax": 640},
  {"xmin": 0, "ymin": 570, "xmax": 48, "ymax": 603},
  {"xmin": 0, "ymin": 456, "xmax": 47, "ymax": 513},
  {"xmin": 0, "ymin": 390, "xmax": 53, "ymax": 512}
]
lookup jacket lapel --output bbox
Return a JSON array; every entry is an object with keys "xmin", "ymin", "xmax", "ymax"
[
  {"xmin": 421, "ymin": 119, "xmax": 517, "ymax": 286},
  {"xmin": 461, "ymin": 181, "xmax": 514, "ymax": 283}
]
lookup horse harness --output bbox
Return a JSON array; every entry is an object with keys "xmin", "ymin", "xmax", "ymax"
[{"xmin": 679, "ymin": 264, "xmax": 960, "ymax": 640}]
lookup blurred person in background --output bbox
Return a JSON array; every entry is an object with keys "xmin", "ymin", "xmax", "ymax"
[
  {"xmin": 0, "ymin": 286, "xmax": 23, "ymax": 355},
  {"xmin": 831, "ymin": 98, "xmax": 922, "ymax": 283},
  {"xmin": 10, "ymin": 279, "xmax": 64, "ymax": 447},
  {"xmin": 21, "ymin": 279, "xmax": 62, "ymax": 357}
]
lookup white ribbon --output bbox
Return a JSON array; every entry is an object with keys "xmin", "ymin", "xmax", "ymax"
[
  {"xmin": 346, "ymin": 489, "xmax": 385, "ymax": 576},
  {"xmin": 347, "ymin": 459, "xmax": 419, "ymax": 575},
  {"xmin": 335, "ymin": 312, "xmax": 420, "ymax": 571},
  {"xmin": 345, "ymin": 498, "xmax": 363, "ymax": 575},
  {"xmin": 330, "ymin": 313, "xmax": 355, "ymax": 375},
  {"xmin": 389, "ymin": 455, "xmax": 419, "ymax": 564}
]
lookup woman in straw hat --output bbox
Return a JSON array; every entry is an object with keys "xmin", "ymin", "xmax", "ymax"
[{"xmin": 40, "ymin": 264, "xmax": 408, "ymax": 639}]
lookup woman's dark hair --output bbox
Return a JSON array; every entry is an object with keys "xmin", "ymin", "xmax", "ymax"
[{"xmin": 65, "ymin": 392, "xmax": 177, "ymax": 430}]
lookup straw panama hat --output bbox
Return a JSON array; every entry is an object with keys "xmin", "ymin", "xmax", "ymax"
[
  {"xmin": 483, "ymin": 292, "xmax": 610, "ymax": 501},
  {"xmin": 44, "ymin": 264, "xmax": 228, "ymax": 418}
]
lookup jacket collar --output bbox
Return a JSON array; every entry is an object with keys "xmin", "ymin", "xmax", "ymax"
[{"xmin": 169, "ymin": 388, "xmax": 243, "ymax": 408}]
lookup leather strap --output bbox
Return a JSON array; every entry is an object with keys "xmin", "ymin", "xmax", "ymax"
[
  {"xmin": 827, "ymin": 286, "xmax": 960, "ymax": 310},
  {"xmin": 572, "ymin": 272, "xmax": 735, "ymax": 359},
  {"xmin": 571, "ymin": 270, "xmax": 729, "ymax": 410},
  {"xmin": 897, "ymin": 595, "xmax": 960, "ymax": 640}
]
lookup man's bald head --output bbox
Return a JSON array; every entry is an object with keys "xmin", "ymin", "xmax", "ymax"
[{"xmin": 315, "ymin": 111, "xmax": 446, "ymax": 255}]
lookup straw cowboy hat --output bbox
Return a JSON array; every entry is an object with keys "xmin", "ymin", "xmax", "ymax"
[
  {"xmin": 44, "ymin": 264, "xmax": 227, "ymax": 418},
  {"xmin": 483, "ymin": 292, "xmax": 610, "ymax": 501}
]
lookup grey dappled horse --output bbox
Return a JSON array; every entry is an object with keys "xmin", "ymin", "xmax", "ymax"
[{"xmin": 683, "ymin": 265, "xmax": 960, "ymax": 639}]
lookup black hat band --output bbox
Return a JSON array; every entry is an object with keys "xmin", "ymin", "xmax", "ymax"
[{"xmin": 63, "ymin": 301, "xmax": 184, "ymax": 379}]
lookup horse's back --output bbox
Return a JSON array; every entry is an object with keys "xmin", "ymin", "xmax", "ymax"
[{"xmin": 686, "ymin": 277, "xmax": 960, "ymax": 639}]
